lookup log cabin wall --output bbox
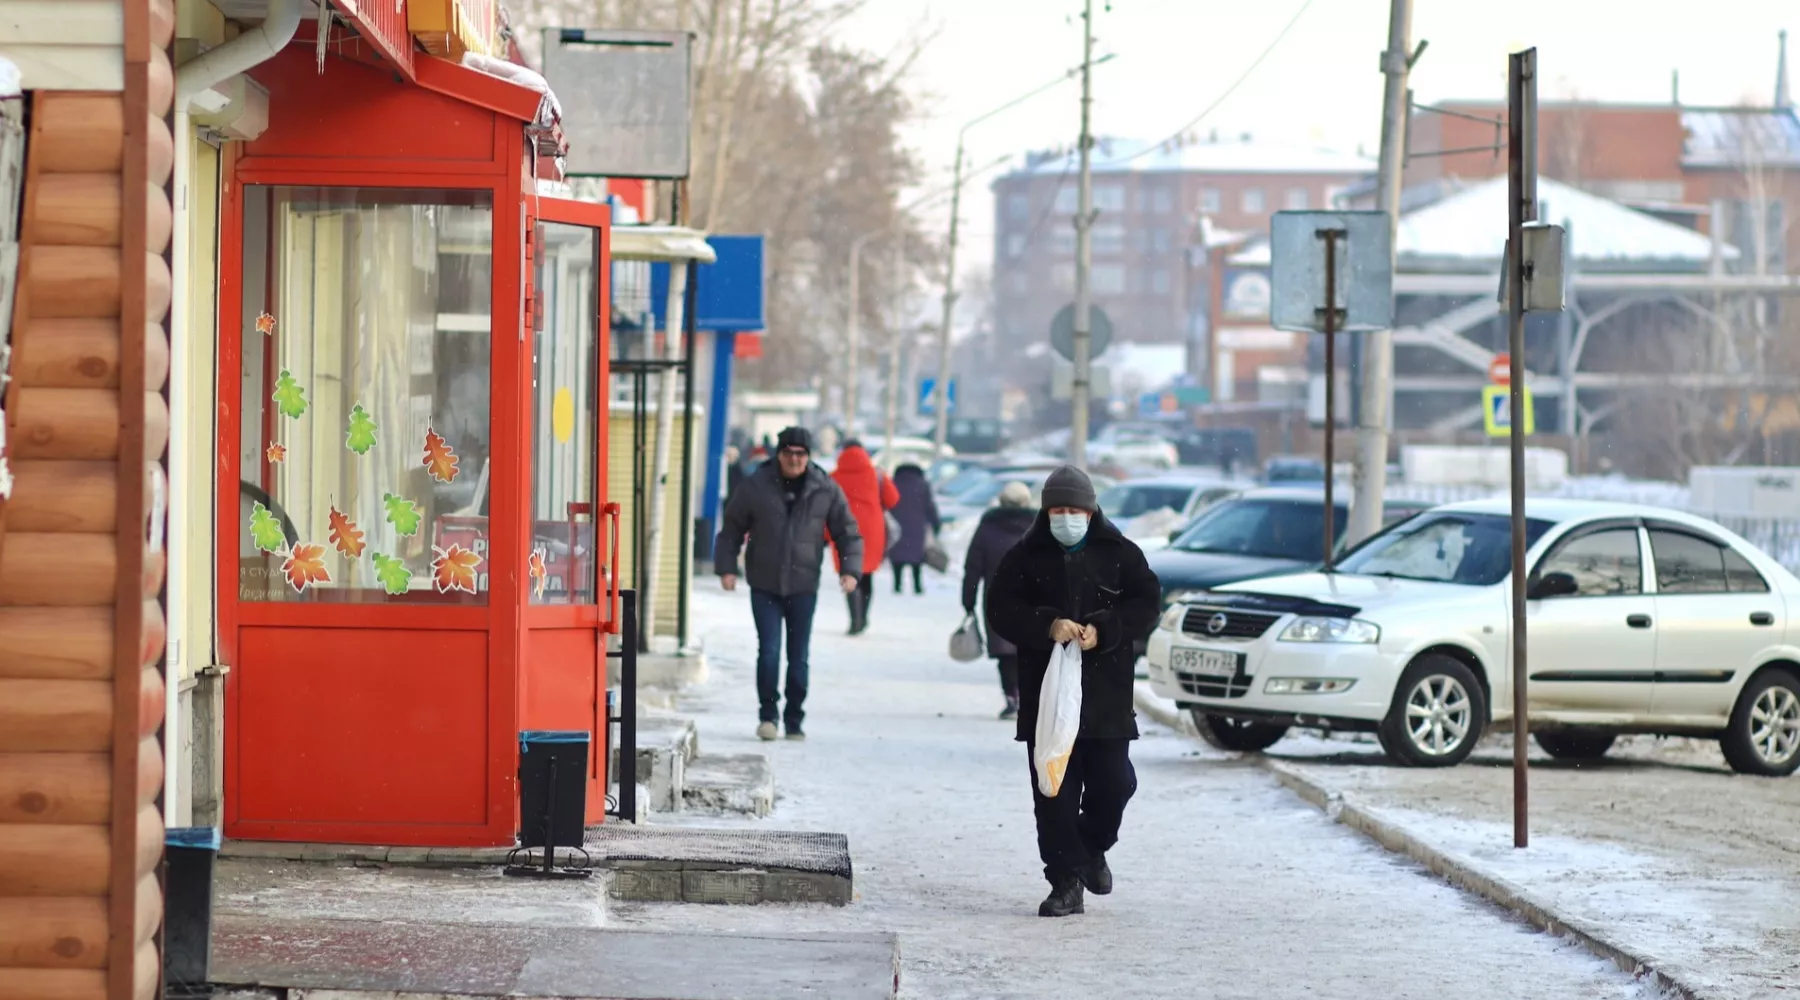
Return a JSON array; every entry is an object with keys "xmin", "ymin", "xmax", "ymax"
[{"xmin": 0, "ymin": 1, "xmax": 173, "ymax": 998}]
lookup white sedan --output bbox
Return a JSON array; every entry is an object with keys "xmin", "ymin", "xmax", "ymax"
[{"xmin": 1145, "ymin": 499, "xmax": 1800, "ymax": 775}]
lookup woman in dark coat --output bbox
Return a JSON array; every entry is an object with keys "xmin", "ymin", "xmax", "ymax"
[
  {"xmin": 888, "ymin": 463, "xmax": 940, "ymax": 595},
  {"xmin": 961, "ymin": 481, "xmax": 1037, "ymax": 719}
]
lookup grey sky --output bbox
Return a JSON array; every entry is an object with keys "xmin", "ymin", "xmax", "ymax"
[{"xmin": 837, "ymin": 0, "xmax": 1795, "ymax": 270}]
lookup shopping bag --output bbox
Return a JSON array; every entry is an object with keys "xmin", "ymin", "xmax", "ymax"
[
  {"xmin": 922, "ymin": 532, "xmax": 950, "ymax": 573},
  {"xmin": 884, "ymin": 511, "xmax": 902, "ymax": 555},
  {"xmin": 948, "ymin": 614, "xmax": 984, "ymax": 662},
  {"xmin": 1033, "ymin": 640, "xmax": 1084, "ymax": 797}
]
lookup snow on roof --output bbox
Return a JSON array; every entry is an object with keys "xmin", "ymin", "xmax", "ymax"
[
  {"xmin": 1008, "ymin": 136, "xmax": 1374, "ymax": 178},
  {"xmin": 1227, "ymin": 176, "xmax": 1736, "ymax": 268},
  {"xmin": 1682, "ymin": 107, "xmax": 1800, "ymax": 169}
]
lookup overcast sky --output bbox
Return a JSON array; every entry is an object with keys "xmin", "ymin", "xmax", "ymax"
[{"xmin": 834, "ymin": 0, "xmax": 1797, "ymax": 267}]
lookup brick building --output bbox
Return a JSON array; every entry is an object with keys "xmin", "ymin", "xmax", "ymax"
[{"xmin": 988, "ymin": 136, "xmax": 1372, "ymax": 362}]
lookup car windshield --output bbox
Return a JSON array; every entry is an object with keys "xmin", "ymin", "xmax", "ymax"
[
  {"xmin": 1171, "ymin": 498, "xmax": 1341, "ymax": 560},
  {"xmin": 938, "ymin": 468, "xmax": 992, "ymax": 498},
  {"xmin": 1336, "ymin": 512, "xmax": 1555, "ymax": 586},
  {"xmin": 1099, "ymin": 484, "xmax": 1196, "ymax": 519}
]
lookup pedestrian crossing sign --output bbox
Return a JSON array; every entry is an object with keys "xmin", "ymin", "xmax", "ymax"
[{"xmin": 1482, "ymin": 384, "xmax": 1535, "ymax": 438}]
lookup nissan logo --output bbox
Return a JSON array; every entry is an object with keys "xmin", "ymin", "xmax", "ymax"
[{"xmin": 1206, "ymin": 613, "xmax": 1229, "ymax": 635}]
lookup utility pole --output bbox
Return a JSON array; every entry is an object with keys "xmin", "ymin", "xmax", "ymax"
[
  {"xmin": 931, "ymin": 145, "xmax": 964, "ymax": 459},
  {"xmin": 1507, "ymin": 46, "xmax": 1538, "ymax": 851},
  {"xmin": 1069, "ymin": 0, "xmax": 1097, "ymax": 469},
  {"xmin": 846, "ymin": 233, "xmax": 871, "ymax": 438},
  {"xmin": 1346, "ymin": 0, "xmax": 1413, "ymax": 544},
  {"xmin": 885, "ymin": 232, "xmax": 906, "ymax": 462}
]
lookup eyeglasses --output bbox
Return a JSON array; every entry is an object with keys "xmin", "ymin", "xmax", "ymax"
[{"xmin": 779, "ymin": 448, "xmax": 809, "ymax": 458}]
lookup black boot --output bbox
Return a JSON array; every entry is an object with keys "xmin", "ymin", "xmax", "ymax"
[
  {"xmin": 999, "ymin": 696, "xmax": 1019, "ymax": 721},
  {"xmin": 1038, "ymin": 875, "xmax": 1085, "ymax": 917},
  {"xmin": 1081, "ymin": 852, "xmax": 1113, "ymax": 896}
]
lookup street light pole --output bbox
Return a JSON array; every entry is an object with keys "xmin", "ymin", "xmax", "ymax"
[
  {"xmin": 1347, "ymin": 0, "xmax": 1414, "ymax": 544},
  {"xmin": 846, "ymin": 231, "xmax": 875, "ymax": 438},
  {"xmin": 1070, "ymin": 0, "xmax": 1096, "ymax": 469},
  {"xmin": 884, "ymin": 231, "xmax": 906, "ymax": 461}
]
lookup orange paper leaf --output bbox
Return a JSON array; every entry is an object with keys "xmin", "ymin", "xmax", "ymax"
[
  {"xmin": 422, "ymin": 427, "xmax": 460, "ymax": 484},
  {"xmin": 431, "ymin": 543, "xmax": 483, "ymax": 595},
  {"xmin": 255, "ymin": 311, "xmax": 276, "ymax": 336},
  {"xmin": 281, "ymin": 543, "xmax": 332, "ymax": 593},
  {"xmin": 327, "ymin": 505, "xmax": 367, "ymax": 559},
  {"xmin": 528, "ymin": 547, "xmax": 548, "ymax": 599},
  {"xmin": 266, "ymin": 443, "xmax": 287, "ymax": 463}
]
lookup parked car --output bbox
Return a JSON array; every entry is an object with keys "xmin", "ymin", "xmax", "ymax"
[
  {"xmin": 1146, "ymin": 499, "xmax": 1800, "ymax": 776},
  {"xmin": 945, "ymin": 416, "xmax": 1008, "ymax": 456},
  {"xmin": 1090, "ymin": 430, "xmax": 1179, "ymax": 471},
  {"xmin": 1263, "ymin": 455, "xmax": 1326, "ymax": 484},
  {"xmin": 1098, "ymin": 475, "xmax": 1247, "ymax": 528},
  {"xmin": 1173, "ymin": 427, "xmax": 1259, "ymax": 471},
  {"xmin": 939, "ymin": 469, "xmax": 1119, "ymax": 528}
]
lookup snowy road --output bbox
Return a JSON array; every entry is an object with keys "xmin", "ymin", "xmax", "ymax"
[{"xmin": 616, "ymin": 578, "xmax": 1666, "ymax": 1000}]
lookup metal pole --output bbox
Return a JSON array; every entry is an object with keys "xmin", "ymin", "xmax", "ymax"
[
  {"xmin": 619, "ymin": 589, "xmax": 638, "ymax": 823},
  {"xmin": 885, "ymin": 231, "xmax": 905, "ymax": 461},
  {"xmin": 847, "ymin": 236, "xmax": 866, "ymax": 437},
  {"xmin": 1347, "ymin": 0, "xmax": 1414, "ymax": 546},
  {"xmin": 932, "ymin": 144, "xmax": 964, "ymax": 459},
  {"xmin": 678, "ymin": 270, "xmax": 698, "ymax": 650},
  {"xmin": 1320, "ymin": 229, "xmax": 1342, "ymax": 572},
  {"xmin": 1508, "ymin": 46, "xmax": 1537, "ymax": 851},
  {"xmin": 1069, "ymin": 0, "xmax": 1096, "ymax": 469}
]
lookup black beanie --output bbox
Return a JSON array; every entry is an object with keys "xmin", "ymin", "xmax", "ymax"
[
  {"xmin": 776, "ymin": 426, "xmax": 814, "ymax": 453},
  {"xmin": 1040, "ymin": 465, "xmax": 1098, "ymax": 511}
]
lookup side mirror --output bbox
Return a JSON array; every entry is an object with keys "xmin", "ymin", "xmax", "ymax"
[{"xmin": 1528, "ymin": 571, "xmax": 1579, "ymax": 600}]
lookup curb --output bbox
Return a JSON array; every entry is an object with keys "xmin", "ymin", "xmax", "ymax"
[
  {"xmin": 1261, "ymin": 758, "xmax": 1708, "ymax": 1000},
  {"xmin": 1131, "ymin": 683, "xmax": 1196, "ymax": 737}
]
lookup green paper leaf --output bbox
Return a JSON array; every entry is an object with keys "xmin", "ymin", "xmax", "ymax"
[
  {"xmin": 345, "ymin": 403, "xmax": 379, "ymax": 455},
  {"xmin": 272, "ymin": 369, "xmax": 308, "ymax": 419},
  {"xmin": 372, "ymin": 552, "xmax": 413, "ymax": 595},
  {"xmin": 383, "ymin": 492, "xmax": 422, "ymax": 537},
  {"xmin": 249, "ymin": 502, "xmax": 286, "ymax": 553}
]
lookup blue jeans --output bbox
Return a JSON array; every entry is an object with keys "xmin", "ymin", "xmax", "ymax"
[{"xmin": 750, "ymin": 589, "xmax": 818, "ymax": 729}]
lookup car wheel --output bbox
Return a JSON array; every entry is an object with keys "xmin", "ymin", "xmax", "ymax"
[
  {"xmin": 1189, "ymin": 709, "xmax": 1289, "ymax": 752},
  {"xmin": 1534, "ymin": 730, "xmax": 1617, "ymax": 760},
  {"xmin": 1721, "ymin": 668, "xmax": 1800, "ymax": 777},
  {"xmin": 1378, "ymin": 654, "xmax": 1487, "ymax": 768}
]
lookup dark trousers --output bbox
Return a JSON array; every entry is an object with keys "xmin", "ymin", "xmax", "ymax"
[
  {"xmin": 996, "ymin": 654, "xmax": 1019, "ymax": 699},
  {"xmin": 891, "ymin": 562, "xmax": 924, "ymax": 593},
  {"xmin": 750, "ymin": 589, "xmax": 818, "ymax": 728},
  {"xmin": 1024, "ymin": 738, "xmax": 1137, "ymax": 884},
  {"xmin": 846, "ymin": 573, "xmax": 874, "ymax": 631}
]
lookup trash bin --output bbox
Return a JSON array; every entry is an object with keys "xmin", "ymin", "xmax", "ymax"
[
  {"xmin": 518, "ymin": 730, "xmax": 589, "ymax": 850},
  {"xmin": 163, "ymin": 826, "xmax": 220, "ymax": 990}
]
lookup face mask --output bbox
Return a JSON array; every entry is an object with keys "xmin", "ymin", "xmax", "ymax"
[{"xmin": 1050, "ymin": 511, "xmax": 1090, "ymax": 547}]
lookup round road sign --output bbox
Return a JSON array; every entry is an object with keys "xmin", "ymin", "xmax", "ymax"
[
  {"xmin": 1051, "ymin": 303, "xmax": 1114, "ymax": 363},
  {"xmin": 1488, "ymin": 353, "xmax": 1512, "ymax": 385}
]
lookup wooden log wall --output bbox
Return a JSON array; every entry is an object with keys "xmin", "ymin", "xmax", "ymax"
[{"xmin": 0, "ymin": 2, "xmax": 173, "ymax": 998}]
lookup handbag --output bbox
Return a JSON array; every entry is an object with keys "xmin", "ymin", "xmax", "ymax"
[
  {"xmin": 884, "ymin": 511, "xmax": 902, "ymax": 555},
  {"xmin": 923, "ymin": 532, "xmax": 950, "ymax": 573},
  {"xmin": 948, "ymin": 614, "xmax": 984, "ymax": 662}
]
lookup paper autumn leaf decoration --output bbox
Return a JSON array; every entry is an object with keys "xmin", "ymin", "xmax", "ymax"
[
  {"xmin": 266, "ymin": 443, "xmax": 287, "ymax": 463},
  {"xmin": 371, "ymin": 553, "xmax": 412, "ymax": 595},
  {"xmin": 272, "ymin": 369, "xmax": 308, "ymax": 419},
  {"xmin": 345, "ymin": 403, "xmax": 379, "ymax": 455},
  {"xmin": 249, "ymin": 502, "xmax": 286, "ymax": 553},
  {"xmin": 281, "ymin": 543, "xmax": 332, "ymax": 593},
  {"xmin": 327, "ymin": 505, "xmax": 366, "ymax": 559},
  {"xmin": 431, "ymin": 544, "xmax": 483, "ymax": 595},
  {"xmin": 528, "ymin": 547, "xmax": 548, "ymax": 599},
  {"xmin": 255, "ymin": 311, "xmax": 276, "ymax": 336},
  {"xmin": 383, "ymin": 492, "xmax": 422, "ymax": 537},
  {"xmin": 421, "ymin": 427, "xmax": 460, "ymax": 483}
]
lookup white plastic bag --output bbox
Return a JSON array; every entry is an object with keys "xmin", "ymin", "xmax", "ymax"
[{"xmin": 1033, "ymin": 640, "xmax": 1084, "ymax": 797}]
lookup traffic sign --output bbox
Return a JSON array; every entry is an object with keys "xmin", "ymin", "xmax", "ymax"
[
  {"xmin": 1050, "ymin": 303, "xmax": 1114, "ymax": 362},
  {"xmin": 1482, "ymin": 384, "xmax": 1535, "ymax": 437},
  {"xmin": 1488, "ymin": 353, "xmax": 1511, "ymax": 385},
  {"xmin": 918, "ymin": 378, "xmax": 957, "ymax": 415}
]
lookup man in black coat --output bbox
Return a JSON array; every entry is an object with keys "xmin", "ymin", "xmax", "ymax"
[
  {"xmin": 985, "ymin": 465, "xmax": 1162, "ymax": 918},
  {"xmin": 715, "ymin": 427, "xmax": 863, "ymax": 742},
  {"xmin": 961, "ymin": 480, "xmax": 1037, "ymax": 719}
]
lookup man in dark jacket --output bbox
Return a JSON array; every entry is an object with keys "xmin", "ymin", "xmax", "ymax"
[
  {"xmin": 715, "ymin": 427, "xmax": 863, "ymax": 742},
  {"xmin": 985, "ymin": 465, "xmax": 1161, "ymax": 918},
  {"xmin": 962, "ymin": 481, "xmax": 1036, "ymax": 719}
]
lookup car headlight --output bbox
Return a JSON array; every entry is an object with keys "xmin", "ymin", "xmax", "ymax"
[
  {"xmin": 1158, "ymin": 605, "xmax": 1185, "ymax": 631},
  {"xmin": 1279, "ymin": 616, "xmax": 1380, "ymax": 644}
]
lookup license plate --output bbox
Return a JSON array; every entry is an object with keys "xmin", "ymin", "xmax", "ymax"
[{"xmin": 1171, "ymin": 648, "xmax": 1238, "ymax": 677}]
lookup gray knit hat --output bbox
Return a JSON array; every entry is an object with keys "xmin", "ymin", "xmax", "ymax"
[{"xmin": 1040, "ymin": 465, "xmax": 1097, "ymax": 511}]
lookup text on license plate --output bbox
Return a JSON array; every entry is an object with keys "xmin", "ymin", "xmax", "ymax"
[{"xmin": 1171, "ymin": 648, "xmax": 1238, "ymax": 676}]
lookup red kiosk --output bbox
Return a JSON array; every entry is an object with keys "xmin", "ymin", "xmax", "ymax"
[{"xmin": 216, "ymin": 41, "xmax": 619, "ymax": 847}]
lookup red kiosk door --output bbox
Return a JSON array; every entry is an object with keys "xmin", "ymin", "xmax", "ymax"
[{"xmin": 517, "ymin": 197, "xmax": 613, "ymax": 824}]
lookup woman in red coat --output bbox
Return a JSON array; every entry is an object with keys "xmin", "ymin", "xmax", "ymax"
[{"xmin": 830, "ymin": 440, "xmax": 900, "ymax": 635}]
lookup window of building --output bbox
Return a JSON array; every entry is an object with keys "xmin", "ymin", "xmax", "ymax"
[
  {"xmin": 1091, "ymin": 223, "xmax": 1124, "ymax": 256},
  {"xmin": 1133, "ymin": 188, "xmax": 1149, "ymax": 213},
  {"xmin": 1151, "ymin": 228, "xmax": 1171, "ymax": 253},
  {"xmin": 1151, "ymin": 269, "xmax": 1171, "ymax": 295},
  {"xmin": 1130, "ymin": 229, "xmax": 1149, "ymax": 253},
  {"xmin": 1006, "ymin": 192, "xmax": 1030, "ymax": 221},
  {"xmin": 1093, "ymin": 185, "xmax": 1126, "ymax": 213},
  {"xmin": 1005, "ymin": 233, "xmax": 1026, "ymax": 258},
  {"xmin": 1091, "ymin": 264, "xmax": 1126, "ymax": 295},
  {"xmin": 1200, "ymin": 187, "xmax": 1221, "ymax": 214},
  {"xmin": 1285, "ymin": 187, "xmax": 1309, "ymax": 210},
  {"xmin": 1054, "ymin": 185, "xmax": 1078, "ymax": 214},
  {"xmin": 1153, "ymin": 187, "xmax": 1174, "ymax": 214},
  {"xmin": 1051, "ymin": 262, "xmax": 1075, "ymax": 292},
  {"xmin": 529, "ymin": 221, "xmax": 602, "ymax": 605},
  {"xmin": 238, "ymin": 186, "xmax": 494, "ymax": 605},
  {"xmin": 1053, "ymin": 226, "xmax": 1075, "ymax": 255},
  {"xmin": 1242, "ymin": 187, "xmax": 1266, "ymax": 213}
]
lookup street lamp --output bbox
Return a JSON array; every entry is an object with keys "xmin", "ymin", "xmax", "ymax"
[{"xmin": 930, "ymin": 55, "xmax": 1118, "ymax": 460}]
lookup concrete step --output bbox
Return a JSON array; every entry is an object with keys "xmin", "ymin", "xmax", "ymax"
[
  {"xmin": 590, "ymin": 826, "xmax": 853, "ymax": 906},
  {"xmin": 609, "ymin": 711, "xmax": 700, "ymax": 814},
  {"xmin": 680, "ymin": 753, "xmax": 775, "ymax": 818}
]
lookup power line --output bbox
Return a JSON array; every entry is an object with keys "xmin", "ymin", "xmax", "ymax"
[{"xmin": 1123, "ymin": 0, "xmax": 1318, "ymax": 163}]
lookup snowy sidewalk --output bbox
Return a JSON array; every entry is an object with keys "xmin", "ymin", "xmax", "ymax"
[
  {"xmin": 1253, "ymin": 734, "xmax": 1800, "ymax": 1000},
  {"xmin": 618, "ymin": 577, "xmax": 1668, "ymax": 1000}
]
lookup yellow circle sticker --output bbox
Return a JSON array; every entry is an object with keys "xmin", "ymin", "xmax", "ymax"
[{"xmin": 552, "ymin": 387, "xmax": 575, "ymax": 443}]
